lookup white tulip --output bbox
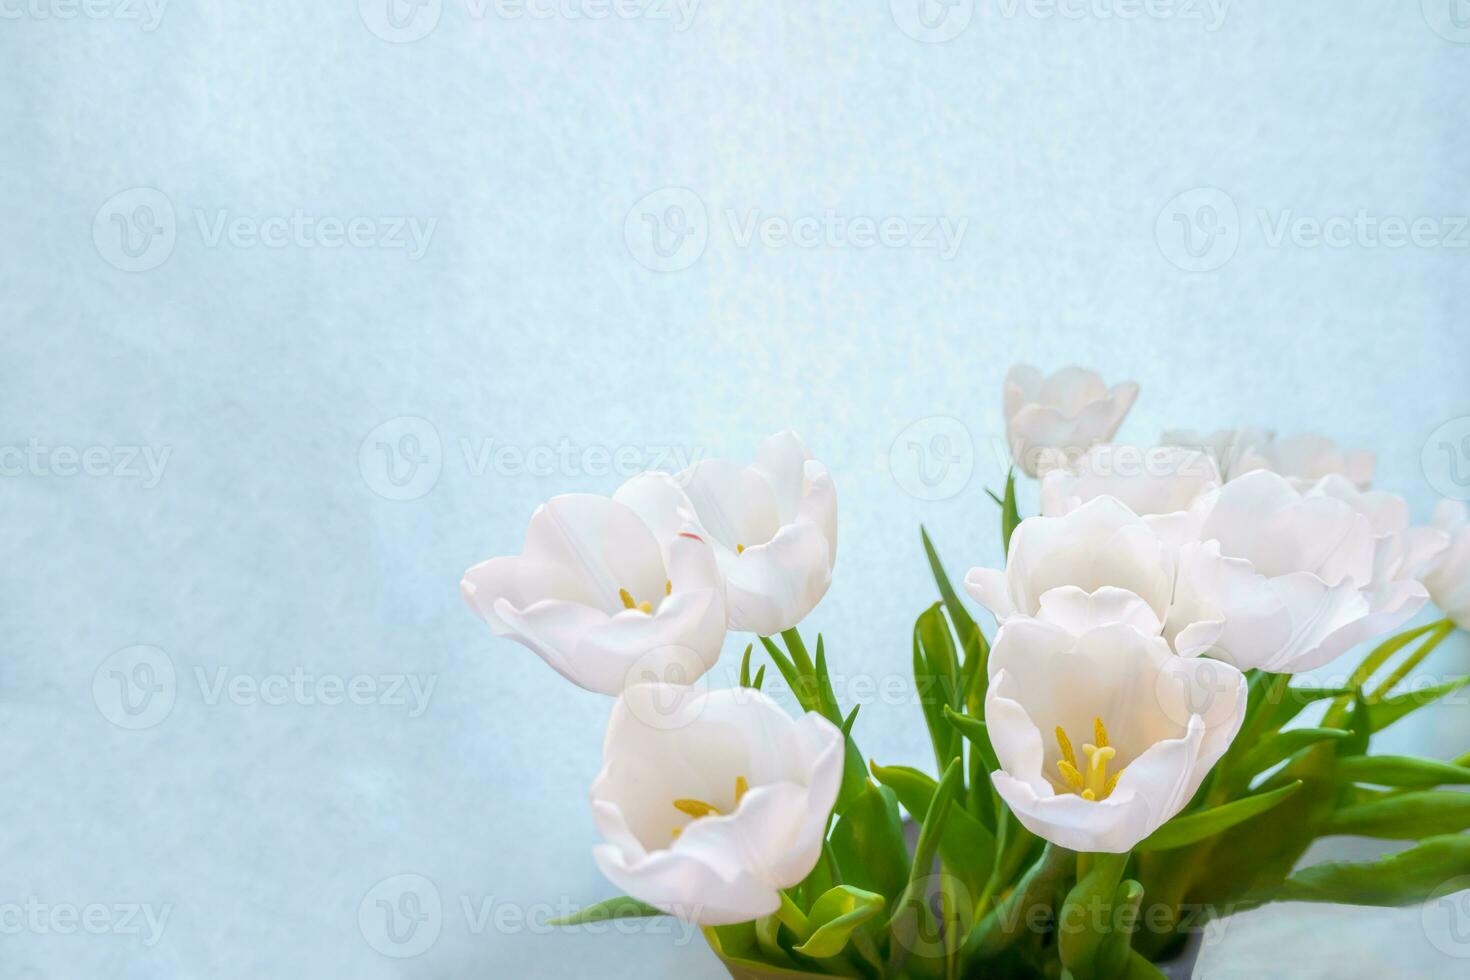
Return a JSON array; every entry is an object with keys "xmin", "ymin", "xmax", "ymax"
[
  {"xmin": 1003, "ymin": 365, "xmax": 1139, "ymax": 478},
  {"xmin": 617, "ymin": 431, "xmax": 836, "ymax": 637},
  {"xmin": 1163, "ymin": 428, "xmax": 1375, "ymax": 489},
  {"xmin": 590, "ymin": 685, "xmax": 844, "ymax": 925},
  {"xmin": 1310, "ymin": 476, "xmax": 1448, "ymax": 590},
  {"xmin": 460, "ymin": 494, "xmax": 727, "ymax": 695},
  {"xmin": 1170, "ymin": 470, "xmax": 1427, "ymax": 673},
  {"xmin": 985, "ymin": 620, "xmax": 1246, "ymax": 853},
  {"xmin": 1039, "ymin": 444, "xmax": 1221, "ymax": 546},
  {"xmin": 1425, "ymin": 500, "xmax": 1470, "ymax": 631},
  {"xmin": 964, "ymin": 496, "xmax": 1222, "ymax": 656}
]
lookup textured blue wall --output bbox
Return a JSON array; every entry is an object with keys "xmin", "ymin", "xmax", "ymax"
[{"xmin": 3, "ymin": 2, "xmax": 1469, "ymax": 976}]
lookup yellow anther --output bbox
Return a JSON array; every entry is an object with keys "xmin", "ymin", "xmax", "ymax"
[
  {"xmin": 672, "ymin": 776, "xmax": 750, "ymax": 839},
  {"xmin": 1055, "ymin": 726, "xmax": 1077, "ymax": 769},
  {"xmin": 1055, "ymin": 717, "xmax": 1124, "ymax": 802},
  {"xmin": 618, "ymin": 588, "xmax": 653, "ymax": 615},
  {"xmin": 665, "ymin": 579, "xmax": 672, "ymax": 595},
  {"xmin": 673, "ymin": 798, "xmax": 722, "ymax": 819},
  {"xmin": 736, "ymin": 543, "xmax": 746, "ymax": 554}
]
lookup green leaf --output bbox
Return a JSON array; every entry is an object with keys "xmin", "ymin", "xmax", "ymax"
[
  {"xmin": 758, "ymin": 636, "xmax": 813, "ymax": 711},
  {"xmin": 812, "ymin": 635, "xmax": 842, "ymax": 724},
  {"xmin": 921, "ymin": 524, "xmax": 981, "ymax": 660},
  {"xmin": 1137, "ymin": 781, "xmax": 1303, "ymax": 851},
  {"xmin": 739, "ymin": 644, "xmax": 754, "ymax": 687},
  {"xmin": 1368, "ymin": 675, "xmax": 1470, "ymax": 733},
  {"xmin": 1338, "ymin": 687, "xmax": 1371, "ymax": 758},
  {"xmin": 1261, "ymin": 682, "xmax": 1355, "ymax": 733},
  {"xmin": 1232, "ymin": 727, "xmax": 1353, "ymax": 780},
  {"xmin": 548, "ymin": 896, "xmax": 662, "ymax": 926},
  {"xmin": 943, "ymin": 704, "xmax": 998, "ymax": 773},
  {"xmin": 791, "ymin": 886, "xmax": 886, "ymax": 959},
  {"xmin": 703, "ymin": 923, "xmax": 827, "ymax": 979},
  {"xmin": 752, "ymin": 665, "xmax": 766, "ymax": 690},
  {"xmin": 1259, "ymin": 834, "xmax": 1470, "ymax": 907},
  {"xmin": 887, "ymin": 759, "xmax": 964, "ymax": 959},
  {"xmin": 914, "ymin": 604, "xmax": 962, "ymax": 773},
  {"xmin": 869, "ymin": 761, "xmax": 996, "ymax": 886},
  {"xmin": 1347, "ymin": 620, "xmax": 1448, "ymax": 689},
  {"xmin": 1337, "ymin": 755, "xmax": 1470, "ymax": 788},
  {"xmin": 1326, "ymin": 790, "xmax": 1470, "ymax": 839},
  {"xmin": 1000, "ymin": 468, "xmax": 1020, "ymax": 555},
  {"xmin": 829, "ymin": 784, "xmax": 910, "ymax": 903}
]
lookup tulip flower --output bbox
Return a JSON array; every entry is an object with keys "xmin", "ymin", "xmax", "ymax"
[
  {"xmin": 1039, "ymin": 444, "xmax": 1221, "ymax": 546},
  {"xmin": 1425, "ymin": 500, "xmax": 1470, "ymax": 631},
  {"xmin": 590, "ymin": 684, "xmax": 844, "ymax": 925},
  {"xmin": 1163, "ymin": 428, "xmax": 1375, "ymax": 489},
  {"xmin": 1003, "ymin": 364, "xmax": 1139, "ymax": 477},
  {"xmin": 964, "ymin": 496, "xmax": 1223, "ymax": 655},
  {"xmin": 460, "ymin": 494, "xmax": 727, "ymax": 695},
  {"xmin": 985, "ymin": 620, "xmax": 1247, "ymax": 853},
  {"xmin": 1169, "ymin": 470, "xmax": 1428, "ymax": 673},
  {"xmin": 617, "ymin": 432, "xmax": 837, "ymax": 637}
]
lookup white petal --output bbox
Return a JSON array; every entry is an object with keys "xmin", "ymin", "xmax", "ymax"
[
  {"xmin": 963, "ymin": 566, "xmax": 1017, "ymax": 621},
  {"xmin": 680, "ymin": 459, "xmax": 781, "ymax": 556},
  {"xmin": 1034, "ymin": 586, "xmax": 1164, "ymax": 636},
  {"xmin": 751, "ymin": 430, "xmax": 812, "ymax": 526},
  {"xmin": 724, "ymin": 521, "xmax": 833, "ymax": 635}
]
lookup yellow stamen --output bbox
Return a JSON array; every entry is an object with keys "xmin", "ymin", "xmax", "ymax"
[
  {"xmin": 1055, "ymin": 716, "xmax": 1125, "ymax": 802},
  {"xmin": 665, "ymin": 579, "xmax": 672, "ymax": 595},
  {"xmin": 1055, "ymin": 726, "xmax": 1077, "ymax": 769},
  {"xmin": 736, "ymin": 543, "xmax": 746, "ymax": 554},
  {"xmin": 618, "ymin": 587, "xmax": 653, "ymax": 615},
  {"xmin": 671, "ymin": 776, "xmax": 750, "ymax": 839},
  {"xmin": 673, "ymin": 798, "xmax": 722, "ymax": 819}
]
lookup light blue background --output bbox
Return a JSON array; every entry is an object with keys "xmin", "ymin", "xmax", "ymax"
[{"xmin": 4, "ymin": 1, "xmax": 1470, "ymax": 976}]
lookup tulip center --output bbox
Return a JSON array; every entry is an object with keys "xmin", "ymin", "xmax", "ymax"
[
  {"xmin": 1055, "ymin": 716, "xmax": 1124, "ymax": 802},
  {"xmin": 618, "ymin": 581, "xmax": 672, "ymax": 615},
  {"xmin": 670, "ymin": 776, "xmax": 749, "ymax": 839}
]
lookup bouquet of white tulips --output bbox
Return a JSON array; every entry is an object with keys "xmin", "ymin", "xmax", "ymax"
[{"xmin": 461, "ymin": 366, "xmax": 1470, "ymax": 979}]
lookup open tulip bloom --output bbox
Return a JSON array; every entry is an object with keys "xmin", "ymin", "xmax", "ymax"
[{"xmin": 465, "ymin": 387, "xmax": 1470, "ymax": 979}]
